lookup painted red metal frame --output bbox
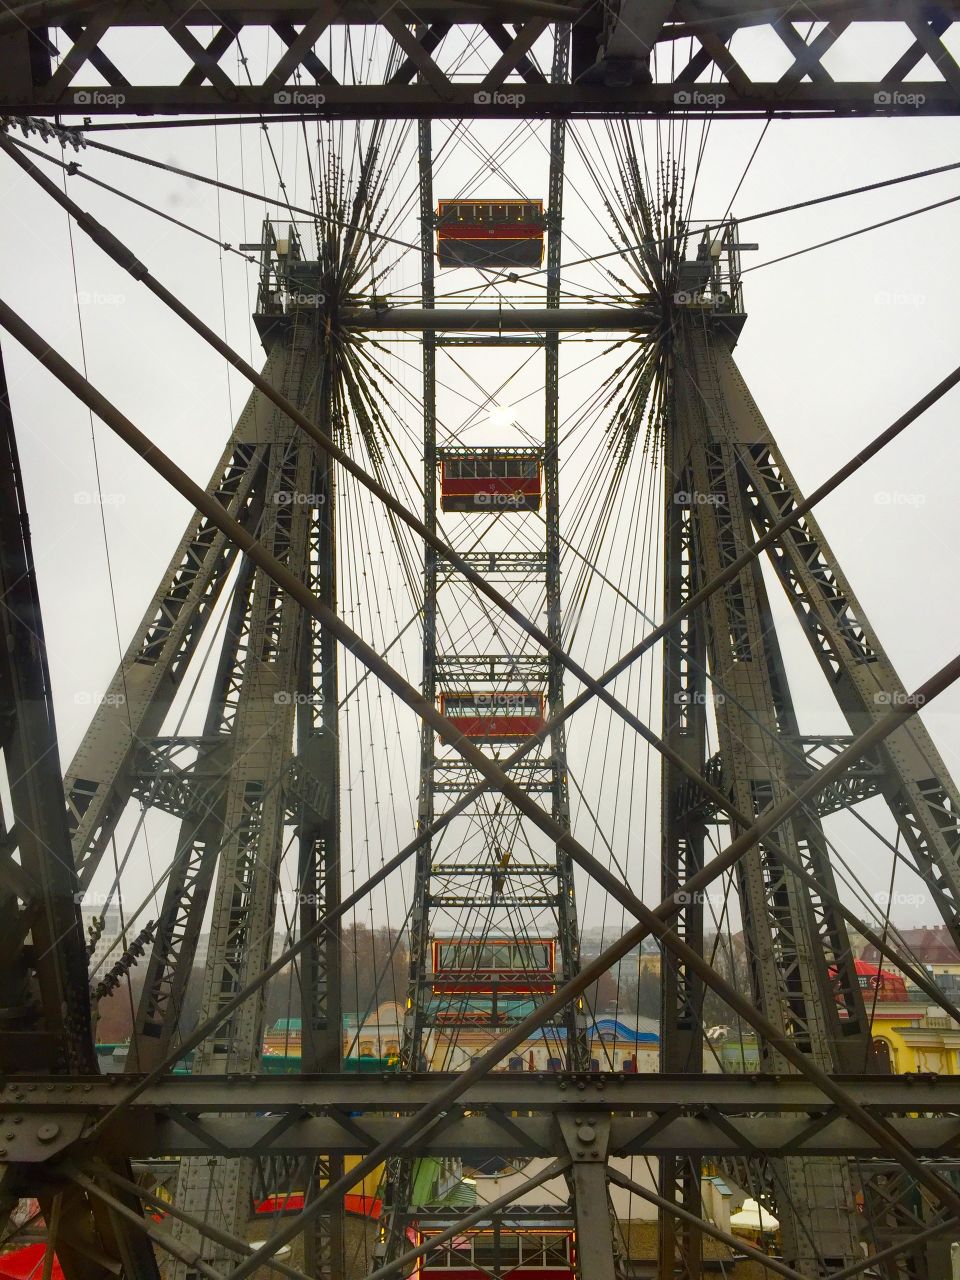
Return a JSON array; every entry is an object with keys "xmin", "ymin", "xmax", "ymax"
[
  {"xmin": 438, "ymin": 693, "xmax": 546, "ymax": 742},
  {"xmin": 431, "ymin": 938, "xmax": 557, "ymax": 995}
]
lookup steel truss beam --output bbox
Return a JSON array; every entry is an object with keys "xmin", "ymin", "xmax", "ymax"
[
  {"xmin": 670, "ymin": 329, "xmax": 870, "ymax": 1271},
  {"xmin": 339, "ymin": 308, "xmax": 658, "ymax": 330},
  {"xmin": 7, "ymin": 154, "xmax": 345, "ymax": 1272},
  {"xmin": 5, "ymin": 1073, "xmax": 960, "ymax": 1160},
  {"xmin": 2, "ymin": 0, "xmax": 960, "ymax": 117}
]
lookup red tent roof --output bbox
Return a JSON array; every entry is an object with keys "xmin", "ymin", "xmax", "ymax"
[{"xmin": 0, "ymin": 1245, "xmax": 63, "ymax": 1280}]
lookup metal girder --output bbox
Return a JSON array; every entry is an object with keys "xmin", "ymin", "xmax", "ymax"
[
  {"xmin": 382, "ymin": 98, "xmax": 438, "ymax": 1261},
  {"xmin": 0, "ymin": 342, "xmax": 94, "ymax": 1075},
  {"xmin": 2, "ymin": 0, "xmax": 960, "ymax": 117},
  {"xmin": 670, "ymin": 325, "xmax": 876, "ymax": 1272},
  {"xmin": 735, "ymin": 429, "xmax": 960, "ymax": 951},
  {"xmin": 544, "ymin": 28, "xmax": 589, "ymax": 1074},
  {"xmin": 672, "ymin": 741, "xmax": 886, "ymax": 826},
  {"xmin": 342, "ymin": 307, "xmax": 658, "ymax": 330},
  {"xmin": 7, "ymin": 1071, "xmax": 960, "ymax": 1113},
  {"xmin": 559, "ymin": 1116, "xmax": 618, "ymax": 1280},
  {"xmin": 128, "ymin": 741, "xmax": 330, "ymax": 835},
  {"xmin": 660, "ymin": 378, "xmax": 708, "ymax": 1280},
  {"xmin": 18, "ymin": 1112, "xmax": 960, "ymax": 1161},
  {"xmin": 63, "ymin": 432, "xmax": 265, "ymax": 888},
  {"xmin": 5, "ymin": 1074, "xmax": 960, "ymax": 1161}
]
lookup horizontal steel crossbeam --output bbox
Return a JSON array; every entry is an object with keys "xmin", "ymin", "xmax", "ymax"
[
  {"xmin": 4, "ymin": 1074, "xmax": 960, "ymax": 1163},
  {"xmin": 6, "ymin": 1071, "xmax": 960, "ymax": 1110},
  {"xmin": 342, "ymin": 307, "xmax": 658, "ymax": 330},
  {"xmin": 2, "ymin": 0, "xmax": 960, "ymax": 119}
]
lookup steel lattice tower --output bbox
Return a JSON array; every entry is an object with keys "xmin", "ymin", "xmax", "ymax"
[
  {"xmin": 657, "ymin": 241, "xmax": 960, "ymax": 1277},
  {"xmin": 60, "ymin": 231, "xmax": 347, "ymax": 1276}
]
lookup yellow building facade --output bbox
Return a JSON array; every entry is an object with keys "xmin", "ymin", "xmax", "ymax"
[{"xmin": 869, "ymin": 1002, "xmax": 960, "ymax": 1075}]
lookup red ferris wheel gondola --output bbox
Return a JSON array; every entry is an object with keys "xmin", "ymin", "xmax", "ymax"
[
  {"xmin": 439, "ymin": 448, "xmax": 542, "ymax": 513},
  {"xmin": 436, "ymin": 199, "xmax": 545, "ymax": 269},
  {"xmin": 431, "ymin": 937, "xmax": 557, "ymax": 996},
  {"xmin": 415, "ymin": 1221, "xmax": 574, "ymax": 1280},
  {"xmin": 439, "ymin": 691, "xmax": 545, "ymax": 741}
]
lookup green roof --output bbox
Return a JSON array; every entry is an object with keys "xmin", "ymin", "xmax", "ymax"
[
  {"xmin": 412, "ymin": 1158, "xmax": 443, "ymax": 1205},
  {"xmin": 439, "ymin": 1181, "xmax": 477, "ymax": 1209}
]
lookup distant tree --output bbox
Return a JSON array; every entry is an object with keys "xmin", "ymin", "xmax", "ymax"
[
  {"xmin": 340, "ymin": 923, "xmax": 409, "ymax": 1016},
  {"xmin": 92, "ymin": 923, "xmax": 412, "ymax": 1048},
  {"xmin": 582, "ymin": 966, "xmax": 619, "ymax": 1018},
  {"xmin": 701, "ymin": 933, "xmax": 751, "ymax": 1028}
]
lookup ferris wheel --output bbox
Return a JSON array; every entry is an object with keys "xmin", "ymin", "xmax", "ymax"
[{"xmin": 0, "ymin": 14, "xmax": 959, "ymax": 1280}]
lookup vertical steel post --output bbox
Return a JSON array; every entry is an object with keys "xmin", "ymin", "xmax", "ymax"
[
  {"xmin": 658, "ymin": 396, "xmax": 707, "ymax": 1280},
  {"xmin": 544, "ymin": 24, "xmax": 589, "ymax": 1075}
]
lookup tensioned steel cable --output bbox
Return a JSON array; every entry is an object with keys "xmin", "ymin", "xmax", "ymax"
[
  {"xmin": 743, "ymin": 191, "xmax": 960, "ymax": 273},
  {"xmin": 44, "ymin": 133, "xmax": 422, "ymax": 253}
]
